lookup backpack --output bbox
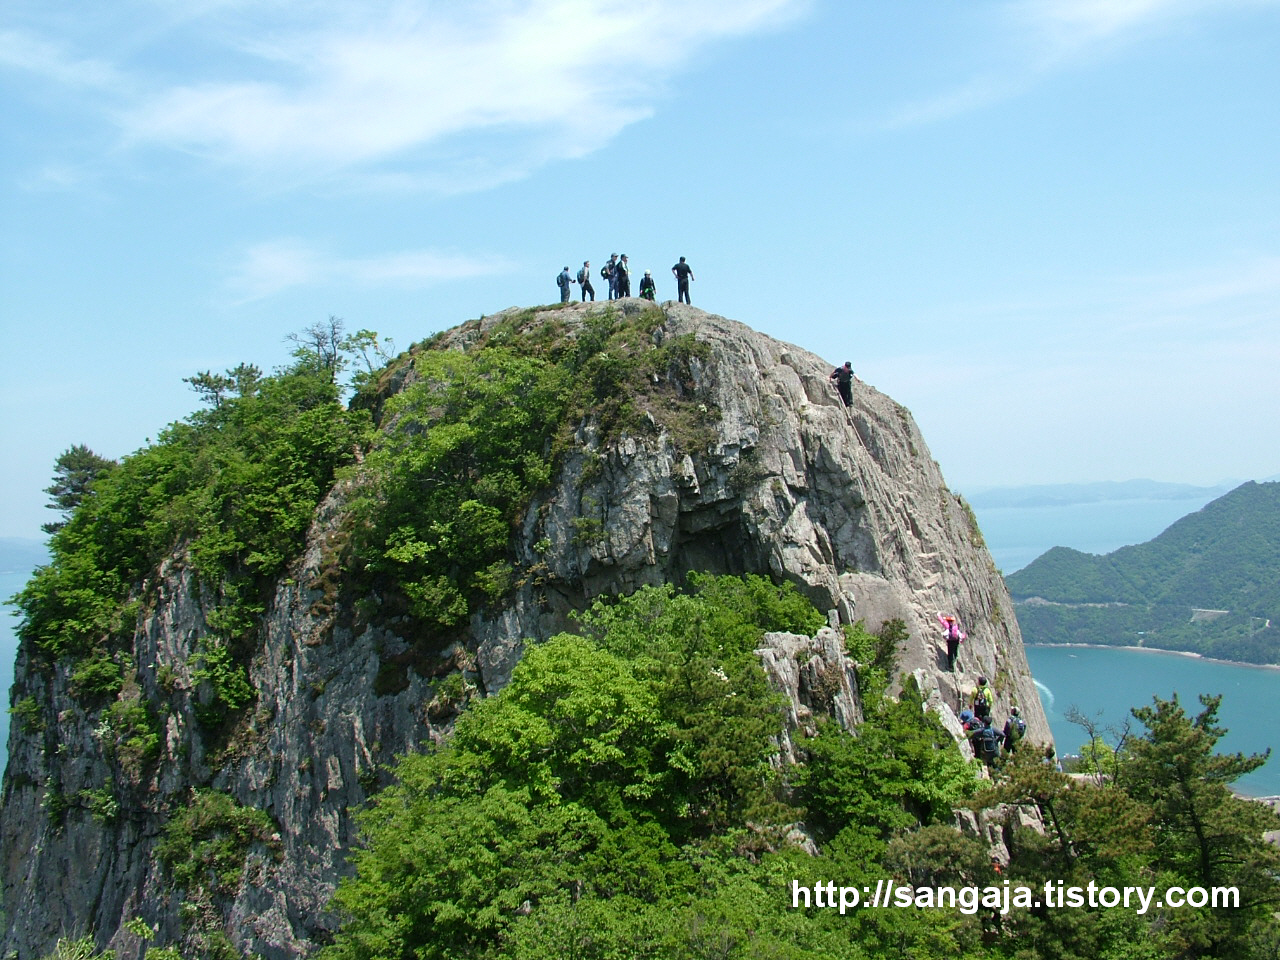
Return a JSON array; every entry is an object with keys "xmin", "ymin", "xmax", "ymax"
[
  {"xmin": 978, "ymin": 726, "xmax": 1002, "ymax": 759},
  {"xmin": 1007, "ymin": 716, "xmax": 1026, "ymax": 742},
  {"xmin": 601, "ymin": 263, "xmax": 613, "ymax": 279},
  {"xmin": 973, "ymin": 686, "xmax": 991, "ymax": 709},
  {"xmin": 557, "ymin": 272, "xmax": 568, "ymax": 288}
]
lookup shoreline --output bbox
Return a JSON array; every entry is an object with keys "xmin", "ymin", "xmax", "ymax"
[{"xmin": 1025, "ymin": 642, "xmax": 1280, "ymax": 671}]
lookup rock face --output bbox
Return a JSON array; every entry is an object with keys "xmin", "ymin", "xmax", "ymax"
[{"xmin": 1, "ymin": 302, "xmax": 1048, "ymax": 959}]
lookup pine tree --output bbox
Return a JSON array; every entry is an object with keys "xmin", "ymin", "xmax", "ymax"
[{"xmin": 42, "ymin": 444, "xmax": 117, "ymax": 533}]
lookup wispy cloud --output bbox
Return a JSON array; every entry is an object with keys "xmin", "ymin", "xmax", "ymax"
[
  {"xmin": 884, "ymin": 76, "xmax": 1011, "ymax": 129},
  {"xmin": 229, "ymin": 239, "xmax": 511, "ymax": 301},
  {"xmin": 0, "ymin": 29, "xmax": 124, "ymax": 89},
  {"xmin": 885, "ymin": 0, "xmax": 1280, "ymax": 128},
  {"xmin": 1014, "ymin": 0, "xmax": 1273, "ymax": 55},
  {"xmin": 6, "ymin": 1, "xmax": 806, "ymax": 188}
]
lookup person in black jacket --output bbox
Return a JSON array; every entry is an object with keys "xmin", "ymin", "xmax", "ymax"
[
  {"xmin": 671, "ymin": 256, "xmax": 695, "ymax": 304},
  {"xmin": 603, "ymin": 254, "xmax": 618, "ymax": 299},
  {"xmin": 614, "ymin": 254, "xmax": 631, "ymax": 297},
  {"xmin": 829, "ymin": 361, "xmax": 853, "ymax": 406},
  {"xmin": 639, "ymin": 270, "xmax": 656, "ymax": 301}
]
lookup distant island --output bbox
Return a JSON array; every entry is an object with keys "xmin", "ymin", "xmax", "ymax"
[
  {"xmin": 1006, "ymin": 481, "xmax": 1280, "ymax": 665},
  {"xmin": 965, "ymin": 478, "xmax": 1237, "ymax": 509}
]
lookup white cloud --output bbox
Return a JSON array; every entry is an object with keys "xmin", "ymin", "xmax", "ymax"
[
  {"xmin": 0, "ymin": 29, "xmax": 125, "ymax": 89},
  {"xmin": 885, "ymin": 0, "xmax": 1280, "ymax": 128},
  {"xmin": 1016, "ymin": 0, "xmax": 1277, "ymax": 54},
  {"xmin": 884, "ymin": 76, "xmax": 1010, "ymax": 128},
  {"xmin": 229, "ymin": 239, "xmax": 510, "ymax": 300},
  {"xmin": 7, "ymin": 0, "xmax": 805, "ymax": 187}
]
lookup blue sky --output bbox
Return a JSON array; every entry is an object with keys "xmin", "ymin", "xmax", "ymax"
[{"xmin": 3, "ymin": 0, "xmax": 1279, "ymax": 540}]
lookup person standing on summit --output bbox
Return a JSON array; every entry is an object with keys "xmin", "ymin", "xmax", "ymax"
[
  {"xmin": 556, "ymin": 266, "xmax": 574, "ymax": 303},
  {"xmin": 577, "ymin": 261, "xmax": 595, "ymax": 302},
  {"xmin": 671, "ymin": 256, "xmax": 695, "ymax": 304},
  {"xmin": 615, "ymin": 254, "xmax": 632, "ymax": 297},
  {"xmin": 603, "ymin": 254, "xmax": 619, "ymax": 300}
]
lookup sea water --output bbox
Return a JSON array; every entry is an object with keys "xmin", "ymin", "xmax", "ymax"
[
  {"xmin": 1027, "ymin": 645, "xmax": 1279, "ymax": 796},
  {"xmin": 1, "ymin": 571, "xmax": 24, "ymax": 771}
]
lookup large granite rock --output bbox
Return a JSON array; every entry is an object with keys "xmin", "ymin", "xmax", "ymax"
[{"xmin": 1, "ymin": 301, "xmax": 1048, "ymax": 959}]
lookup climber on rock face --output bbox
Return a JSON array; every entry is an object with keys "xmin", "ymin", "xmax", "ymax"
[
  {"xmin": 971, "ymin": 717, "xmax": 1003, "ymax": 767},
  {"xmin": 1003, "ymin": 707, "xmax": 1026, "ymax": 753},
  {"xmin": 937, "ymin": 613, "xmax": 965, "ymax": 672},
  {"xmin": 829, "ymin": 361, "xmax": 853, "ymax": 406},
  {"xmin": 972, "ymin": 675, "xmax": 992, "ymax": 724}
]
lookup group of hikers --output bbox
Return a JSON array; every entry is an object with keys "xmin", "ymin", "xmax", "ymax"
[
  {"xmin": 557, "ymin": 255, "xmax": 696, "ymax": 304},
  {"xmin": 938, "ymin": 614, "xmax": 1031, "ymax": 768},
  {"xmin": 960, "ymin": 684, "xmax": 1026, "ymax": 768}
]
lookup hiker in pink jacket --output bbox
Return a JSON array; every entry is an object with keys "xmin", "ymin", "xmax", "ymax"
[{"xmin": 938, "ymin": 613, "xmax": 966, "ymax": 672}]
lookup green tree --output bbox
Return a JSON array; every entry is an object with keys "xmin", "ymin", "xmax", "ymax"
[
  {"xmin": 798, "ymin": 673, "xmax": 979, "ymax": 847},
  {"xmin": 1120, "ymin": 694, "xmax": 1280, "ymax": 957},
  {"xmin": 41, "ymin": 444, "xmax": 117, "ymax": 534},
  {"xmin": 15, "ymin": 349, "xmax": 363, "ymax": 668},
  {"xmin": 325, "ymin": 576, "xmax": 836, "ymax": 960}
]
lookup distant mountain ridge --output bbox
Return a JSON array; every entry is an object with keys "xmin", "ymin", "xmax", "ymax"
[
  {"xmin": 965, "ymin": 479, "xmax": 1238, "ymax": 509},
  {"xmin": 1006, "ymin": 481, "xmax": 1280, "ymax": 664}
]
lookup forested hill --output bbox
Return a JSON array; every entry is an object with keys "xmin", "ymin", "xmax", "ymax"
[{"xmin": 1006, "ymin": 480, "xmax": 1280, "ymax": 663}]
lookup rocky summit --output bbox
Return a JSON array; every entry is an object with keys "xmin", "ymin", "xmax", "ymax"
[{"xmin": 2, "ymin": 301, "xmax": 1048, "ymax": 959}]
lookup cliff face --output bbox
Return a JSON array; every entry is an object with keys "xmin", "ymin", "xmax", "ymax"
[{"xmin": 1, "ymin": 302, "xmax": 1047, "ymax": 959}]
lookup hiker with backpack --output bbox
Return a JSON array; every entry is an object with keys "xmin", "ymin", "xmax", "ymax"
[
  {"xmin": 602, "ymin": 254, "xmax": 619, "ymax": 299},
  {"xmin": 971, "ymin": 719, "xmax": 1003, "ymax": 767},
  {"xmin": 577, "ymin": 261, "xmax": 595, "ymax": 302},
  {"xmin": 972, "ymin": 676, "xmax": 993, "ymax": 724},
  {"xmin": 937, "ymin": 613, "xmax": 966, "ymax": 672},
  {"xmin": 639, "ymin": 270, "xmax": 657, "ymax": 301},
  {"xmin": 1003, "ymin": 708, "xmax": 1027, "ymax": 753},
  {"xmin": 829, "ymin": 362, "xmax": 854, "ymax": 407},
  {"xmin": 556, "ymin": 266, "xmax": 575, "ymax": 303},
  {"xmin": 615, "ymin": 254, "xmax": 631, "ymax": 297}
]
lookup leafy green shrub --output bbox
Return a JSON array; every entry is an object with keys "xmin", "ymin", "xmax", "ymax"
[
  {"xmin": 105, "ymin": 698, "xmax": 161, "ymax": 774},
  {"xmin": 350, "ymin": 348, "xmax": 570, "ymax": 635},
  {"xmin": 78, "ymin": 785, "xmax": 120, "ymax": 824},
  {"xmin": 68, "ymin": 651, "xmax": 124, "ymax": 703},
  {"xmin": 799, "ymin": 639, "xmax": 978, "ymax": 846},
  {"xmin": 9, "ymin": 695, "xmax": 44, "ymax": 733},
  {"xmin": 155, "ymin": 789, "xmax": 276, "ymax": 895},
  {"xmin": 189, "ymin": 640, "xmax": 254, "ymax": 728},
  {"xmin": 841, "ymin": 618, "xmax": 902, "ymax": 701}
]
